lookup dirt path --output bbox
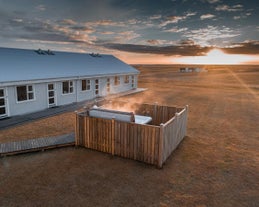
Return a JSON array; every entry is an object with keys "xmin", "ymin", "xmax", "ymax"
[{"xmin": 0, "ymin": 66, "xmax": 258, "ymax": 207}]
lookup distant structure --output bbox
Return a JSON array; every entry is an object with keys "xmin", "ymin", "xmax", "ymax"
[
  {"xmin": 0, "ymin": 47, "xmax": 139, "ymax": 119},
  {"xmin": 179, "ymin": 67, "xmax": 208, "ymax": 73}
]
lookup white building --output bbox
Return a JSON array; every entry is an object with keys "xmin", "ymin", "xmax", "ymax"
[{"xmin": 0, "ymin": 47, "xmax": 139, "ymax": 119}]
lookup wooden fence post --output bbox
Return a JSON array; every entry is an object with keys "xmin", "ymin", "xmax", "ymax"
[
  {"xmin": 154, "ymin": 102, "xmax": 158, "ymax": 123},
  {"xmin": 111, "ymin": 118, "xmax": 115, "ymax": 156},
  {"xmin": 86, "ymin": 116, "xmax": 90, "ymax": 147},
  {"xmin": 74, "ymin": 111, "xmax": 79, "ymax": 146},
  {"xmin": 158, "ymin": 123, "xmax": 164, "ymax": 168},
  {"xmin": 184, "ymin": 105, "xmax": 189, "ymax": 137}
]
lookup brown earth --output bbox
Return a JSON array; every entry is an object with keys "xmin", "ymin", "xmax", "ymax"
[{"xmin": 0, "ymin": 65, "xmax": 258, "ymax": 207}]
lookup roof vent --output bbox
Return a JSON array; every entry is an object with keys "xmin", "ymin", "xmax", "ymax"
[
  {"xmin": 90, "ymin": 53, "xmax": 101, "ymax": 57},
  {"xmin": 46, "ymin": 49, "xmax": 55, "ymax": 55},
  {"xmin": 35, "ymin": 49, "xmax": 55, "ymax": 55}
]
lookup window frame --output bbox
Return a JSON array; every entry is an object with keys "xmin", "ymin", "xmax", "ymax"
[
  {"xmin": 114, "ymin": 76, "xmax": 120, "ymax": 86},
  {"xmin": 81, "ymin": 79, "xmax": 91, "ymax": 91},
  {"xmin": 16, "ymin": 85, "xmax": 35, "ymax": 103},
  {"xmin": 106, "ymin": 78, "xmax": 110, "ymax": 93},
  {"xmin": 124, "ymin": 75, "xmax": 130, "ymax": 84},
  {"xmin": 62, "ymin": 80, "xmax": 74, "ymax": 94}
]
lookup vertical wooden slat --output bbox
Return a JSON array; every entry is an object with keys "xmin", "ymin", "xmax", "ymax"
[
  {"xmin": 75, "ymin": 111, "xmax": 79, "ymax": 146},
  {"xmin": 111, "ymin": 119, "xmax": 115, "ymax": 155},
  {"xmin": 134, "ymin": 124, "xmax": 138, "ymax": 160},
  {"xmin": 158, "ymin": 124, "xmax": 164, "ymax": 168}
]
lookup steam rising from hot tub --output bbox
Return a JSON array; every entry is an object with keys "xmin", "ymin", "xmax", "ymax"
[{"xmin": 88, "ymin": 105, "xmax": 152, "ymax": 124}]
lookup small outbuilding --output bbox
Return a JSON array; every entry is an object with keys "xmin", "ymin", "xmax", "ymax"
[
  {"xmin": 0, "ymin": 47, "xmax": 139, "ymax": 119},
  {"xmin": 179, "ymin": 67, "xmax": 207, "ymax": 73}
]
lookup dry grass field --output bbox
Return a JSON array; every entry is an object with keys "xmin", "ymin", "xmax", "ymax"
[{"xmin": 0, "ymin": 65, "xmax": 258, "ymax": 207}]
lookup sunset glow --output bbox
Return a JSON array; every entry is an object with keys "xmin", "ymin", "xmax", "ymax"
[
  {"xmin": 174, "ymin": 49, "xmax": 256, "ymax": 65},
  {"xmin": 0, "ymin": 0, "xmax": 258, "ymax": 65}
]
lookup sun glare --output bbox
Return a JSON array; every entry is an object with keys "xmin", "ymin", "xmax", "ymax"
[{"xmin": 175, "ymin": 49, "xmax": 255, "ymax": 65}]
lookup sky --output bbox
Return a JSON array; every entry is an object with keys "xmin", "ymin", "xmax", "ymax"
[{"xmin": 0, "ymin": 0, "xmax": 258, "ymax": 64}]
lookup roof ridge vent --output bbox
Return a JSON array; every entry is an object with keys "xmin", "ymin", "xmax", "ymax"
[
  {"xmin": 35, "ymin": 48, "xmax": 45, "ymax": 55},
  {"xmin": 90, "ymin": 53, "xmax": 101, "ymax": 57},
  {"xmin": 46, "ymin": 49, "xmax": 55, "ymax": 55},
  {"xmin": 34, "ymin": 49, "xmax": 55, "ymax": 55}
]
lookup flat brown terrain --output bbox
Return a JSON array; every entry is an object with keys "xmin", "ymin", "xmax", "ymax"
[{"xmin": 0, "ymin": 65, "xmax": 258, "ymax": 207}]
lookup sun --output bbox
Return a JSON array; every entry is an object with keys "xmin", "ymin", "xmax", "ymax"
[
  {"xmin": 174, "ymin": 49, "xmax": 254, "ymax": 65},
  {"xmin": 206, "ymin": 49, "xmax": 225, "ymax": 57},
  {"xmin": 205, "ymin": 49, "xmax": 238, "ymax": 64}
]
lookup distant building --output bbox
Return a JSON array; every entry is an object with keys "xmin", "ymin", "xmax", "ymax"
[
  {"xmin": 0, "ymin": 47, "xmax": 139, "ymax": 118},
  {"xmin": 179, "ymin": 67, "xmax": 207, "ymax": 73}
]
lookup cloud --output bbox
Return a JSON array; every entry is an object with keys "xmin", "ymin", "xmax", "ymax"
[
  {"xmin": 160, "ymin": 12, "xmax": 197, "ymax": 27},
  {"xmin": 215, "ymin": 4, "xmax": 243, "ymax": 12},
  {"xmin": 88, "ymin": 19, "xmax": 124, "ymax": 27},
  {"xmin": 116, "ymin": 31, "xmax": 140, "ymax": 41},
  {"xmin": 102, "ymin": 39, "xmax": 259, "ymax": 56},
  {"xmin": 11, "ymin": 18, "xmax": 23, "ymax": 23},
  {"xmin": 150, "ymin": 15, "xmax": 162, "ymax": 20},
  {"xmin": 200, "ymin": 14, "xmax": 215, "ymax": 20},
  {"xmin": 222, "ymin": 40, "xmax": 259, "ymax": 55},
  {"xmin": 206, "ymin": 0, "xmax": 220, "ymax": 3},
  {"xmin": 147, "ymin": 39, "xmax": 160, "ymax": 45},
  {"xmin": 164, "ymin": 27, "xmax": 188, "ymax": 33},
  {"xmin": 186, "ymin": 12, "xmax": 197, "ymax": 17},
  {"xmin": 99, "ymin": 31, "xmax": 114, "ymax": 35},
  {"xmin": 35, "ymin": 5, "xmax": 46, "ymax": 11},
  {"xmin": 160, "ymin": 16, "xmax": 185, "ymax": 26},
  {"xmin": 6, "ymin": 18, "xmax": 97, "ymax": 45},
  {"xmin": 233, "ymin": 16, "xmax": 241, "ymax": 20},
  {"xmin": 102, "ymin": 40, "xmax": 212, "ymax": 56},
  {"xmin": 184, "ymin": 25, "xmax": 240, "ymax": 46},
  {"xmin": 58, "ymin": 19, "xmax": 77, "ymax": 26},
  {"xmin": 233, "ymin": 12, "xmax": 252, "ymax": 20}
]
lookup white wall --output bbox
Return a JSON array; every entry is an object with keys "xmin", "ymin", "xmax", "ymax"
[
  {"xmin": 4, "ymin": 74, "xmax": 138, "ymax": 117},
  {"xmin": 7, "ymin": 83, "xmax": 47, "ymax": 116}
]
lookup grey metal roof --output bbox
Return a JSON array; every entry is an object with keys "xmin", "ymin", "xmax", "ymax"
[{"xmin": 0, "ymin": 47, "xmax": 139, "ymax": 84}]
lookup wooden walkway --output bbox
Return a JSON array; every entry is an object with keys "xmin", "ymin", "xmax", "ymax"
[{"xmin": 0, "ymin": 133, "xmax": 75, "ymax": 156}]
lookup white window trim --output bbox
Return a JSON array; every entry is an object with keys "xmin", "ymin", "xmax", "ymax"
[
  {"xmin": 114, "ymin": 76, "xmax": 121, "ymax": 86},
  {"xmin": 47, "ymin": 83, "xmax": 57, "ymax": 107},
  {"xmin": 0, "ymin": 87, "xmax": 9, "ymax": 118},
  {"xmin": 81, "ymin": 79, "xmax": 91, "ymax": 92},
  {"xmin": 62, "ymin": 80, "xmax": 75, "ymax": 95},
  {"xmin": 124, "ymin": 75, "xmax": 130, "ymax": 84},
  {"xmin": 16, "ymin": 84, "xmax": 36, "ymax": 103}
]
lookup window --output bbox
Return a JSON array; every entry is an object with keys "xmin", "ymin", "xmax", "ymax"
[
  {"xmin": 62, "ymin": 81, "xmax": 73, "ymax": 94},
  {"xmin": 95, "ymin": 79, "xmax": 99, "ymax": 95},
  {"xmin": 124, "ymin": 75, "xmax": 129, "ymax": 84},
  {"xmin": 81, "ymin": 79, "xmax": 91, "ymax": 91},
  {"xmin": 107, "ymin": 78, "xmax": 110, "ymax": 93},
  {"xmin": 114, "ymin": 76, "xmax": 120, "ymax": 86},
  {"xmin": 16, "ymin": 85, "xmax": 34, "ymax": 102}
]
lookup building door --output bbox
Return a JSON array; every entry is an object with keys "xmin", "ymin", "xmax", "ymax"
[
  {"xmin": 47, "ymin": 83, "xmax": 56, "ymax": 107},
  {"xmin": 95, "ymin": 79, "xmax": 99, "ymax": 96},
  {"xmin": 106, "ymin": 78, "xmax": 110, "ymax": 94},
  {"xmin": 0, "ymin": 88, "xmax": 8, "ymax": 118}
]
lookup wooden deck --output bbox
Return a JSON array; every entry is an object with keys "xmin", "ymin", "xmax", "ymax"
[{"xmin": 0, "ymin": 133, "xmax": 75, "ymax": 156}]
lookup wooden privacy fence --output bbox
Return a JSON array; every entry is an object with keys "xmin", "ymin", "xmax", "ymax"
[{"xmin": 75, "ymin": 102, "xmax": 188, "ymax": 168}]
